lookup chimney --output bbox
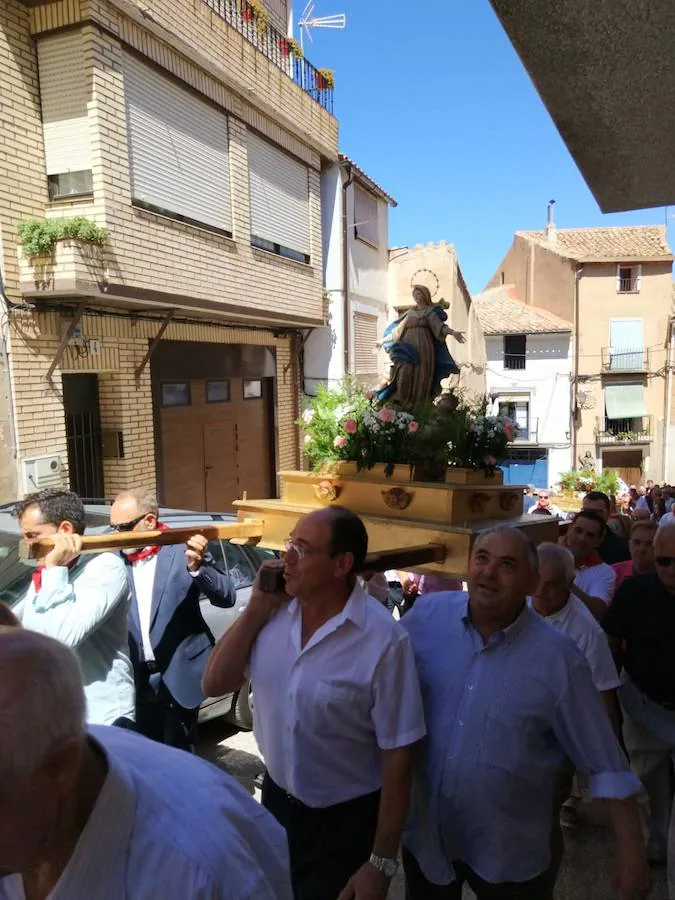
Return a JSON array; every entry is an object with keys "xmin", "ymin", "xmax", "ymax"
[{"xmin": 546, "ymin": 199, "xmax": 557, "ymax": 246}]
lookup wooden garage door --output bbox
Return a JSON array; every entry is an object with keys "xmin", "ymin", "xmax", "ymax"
[{"xmin": 158, "ymin": 378, "xmax": 272, "ymax": 511}]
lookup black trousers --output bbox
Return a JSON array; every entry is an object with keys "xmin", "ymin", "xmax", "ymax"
[
  {"xmin": 262, "ymin": 773, "xmax": 380, "ymax": 900},
  {"xmin": 135, "ymin": 665, "xmax": 198, "ymax": 752},
  {"xmin": 402, "ymin": 847, "xmax": 553, "ymax": 900}
]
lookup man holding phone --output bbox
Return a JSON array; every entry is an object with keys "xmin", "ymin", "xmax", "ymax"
[{"xmin": 203, "ymin": 506, "xmax": 426, "ymax": 900}]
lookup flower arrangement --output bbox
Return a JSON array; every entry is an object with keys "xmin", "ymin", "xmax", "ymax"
[
  {"xmin": 558, "ymin": 468, "xmax": 620, "ymax": 496},
  {"xmin": 298, "ymin": 382, "xmax": 515, "ymax": 478}
]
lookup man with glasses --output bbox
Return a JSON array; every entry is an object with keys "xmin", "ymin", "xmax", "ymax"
[
  {"xmin": 203, "ymin": 506, "xmax": 426, "ymax": 900},
  {"xmin": 110, "ymin": 489, "xmax": 233, "ymax": 751},
  {"xmin": 604, "ymin": 521, "xmax": 675, "ymax": 888},
  {"xmin": 16, "ymin": 488, "xmax": 134, "ymax": 726}
]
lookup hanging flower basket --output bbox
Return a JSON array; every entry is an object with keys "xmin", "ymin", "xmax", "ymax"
[
  {"xmin": 278, "ymin": 37, "xmax": 291, "ymax": 56},
  {"xmin": 242, "ymin": 4, "xmax": 254, "ymax": 20},
  {"xmin": 317, "ymin": 68, "xmax": 335, "ymax": 90}
]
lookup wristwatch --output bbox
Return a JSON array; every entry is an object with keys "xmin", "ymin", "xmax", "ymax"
[{"xmin": 368, "ymin": 852, "xmax": 399, "ymax": 879}]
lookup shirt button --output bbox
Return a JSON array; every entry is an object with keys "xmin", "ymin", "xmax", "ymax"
[
  {"xmin": 458, "ymin": 720, "xmax": 464, "ymax": 726},
  {"xmin": 467, "ymin": 684, "xmax": 474, "ymax": 691}
]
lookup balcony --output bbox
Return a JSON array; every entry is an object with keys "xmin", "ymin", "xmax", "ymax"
[
  {"xmin": 513, "ymin": 418, "xmax": 538, "ymax": 443},
  {"xmin": 618, "ymin": 276, "xmax": 640, "ymax": 293},
  {"xmin": 595, "ymin": 416, "xmax": 653, "ymax": 445},
  {"xmin": 503, "ymin": 353, "xmax": 526, "ymax": 370},
  {"xmin": 203, "ymin": 0, "xmax": 334, "ymax": 113},
  {"xmin": 601, "ymin": 346, "xmax": 649, "ymax": 373}
]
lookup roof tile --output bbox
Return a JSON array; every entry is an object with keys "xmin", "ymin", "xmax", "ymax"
[
  {"xmin": 473, "ymin": 285, "xmax": 573, "ymax": 335},
  {"xmin": 517, "ymin": 225, "xmax": 672, "ymax": 262}
]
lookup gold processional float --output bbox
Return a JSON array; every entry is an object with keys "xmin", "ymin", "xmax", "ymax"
[{"xmin": 22, "ymin": 281, "xmax": 559, "ymax": 572}]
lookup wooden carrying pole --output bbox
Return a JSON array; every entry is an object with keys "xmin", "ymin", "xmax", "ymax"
[{"xmin": 19, "ymin": 521, "xmax": 265, "ymax": 560}]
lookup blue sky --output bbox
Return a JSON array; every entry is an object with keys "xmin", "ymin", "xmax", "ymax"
[{"xmin": 301, "ymin": 0, "xmax": 672, "ymax": 293}]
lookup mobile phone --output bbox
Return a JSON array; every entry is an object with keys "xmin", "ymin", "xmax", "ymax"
[{"xmin": 259, "ymin": 566, "xmax": 286, "ymax": 594}]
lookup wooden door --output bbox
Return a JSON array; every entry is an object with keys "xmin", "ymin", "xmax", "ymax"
[
  {"xmin": 204, "ymin": 420, "xmax": 238, "ymax": 511},
  {"xmin": 234, "ymin": 378, "xmax": 272, "ymax": 501},
  {"xmin": 602, "ymin": 450, "xmax": 643, "ymax": 487},
  {"xmin": 160, "ymin": 400, "xmax": 206, "ymax": 510}
]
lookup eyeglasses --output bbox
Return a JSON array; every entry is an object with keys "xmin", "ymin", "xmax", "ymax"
[
  {"xmin": 655, "ymin": 556, "xmax": 675, "ymax": 567},
  {"xmin": 111, "ymin": 514, "xmax": 146, "ymax": 533},
  {"xmin": 283, "ymin": 538, "xmax": 324, "ymax": 560}
]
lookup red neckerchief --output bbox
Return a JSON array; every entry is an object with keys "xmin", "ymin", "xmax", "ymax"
[
  {"xmin": 126, "ymin": 523, "xmax": 170, "ymax": 564},
  {"xmin": 32, "ymin": 558, "xmax": 79, "ymax": 592},
  {"xmin": 576, "ymin": 550, "xmax": 603, "ymax": 569}
]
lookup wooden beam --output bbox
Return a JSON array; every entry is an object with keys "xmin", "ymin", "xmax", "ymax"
[
  {"xmin": 45, "ymin": 303, "xmax": 86, "ymax": 383},
  {"xmin": 134, "ymin": 311, "xmax": 175, "ymax": 378},
  {"xmin": 20, "ymin": 520, "xmax": 264, "ymax": 560},
  {"xmin": 363, "ymin": 543, "xmax": 446, "ymax": 572}
]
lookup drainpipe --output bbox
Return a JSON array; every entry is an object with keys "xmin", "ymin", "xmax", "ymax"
[
  {"xmin": 339, "ymin": 160, "xmax": 354, "ymax": 377},
  {"xmin": 664, "ymin": 318, "xmax": 674, "ymax": 481},
  {"xmin": 571, "ymin": 264, "xmax": 583, "ymax": 466}
]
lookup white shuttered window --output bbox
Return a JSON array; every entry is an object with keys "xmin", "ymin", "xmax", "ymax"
[
  {"xmin": 354, "ymin": 185, "xmax": 379, "ymax": 247},
  {"xmin": 123, "ymin": 53, "xmax": 232, "ymax": 233},
  {"xmin": 37, "ymin": 31, "xmax": 91, "ymax": 175},
  {"xmin": 353, "ymin": 312, "xmax": 379, "ymax": 374},
  {"xmin": 248, "ymin": 133, "xmax": 310, "ymax": 259}
]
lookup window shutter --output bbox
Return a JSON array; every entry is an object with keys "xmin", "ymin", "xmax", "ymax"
[
  {"xmin": 123, "ymin": 53, "xmax": 232, "ymax": 233},
  {"xmin": 37, "ymin": 32, "xmax": 91, "ymax": 175},
  {"xmin": 636, "ymin": 264, "xmax": 642, "ymax": 291},
  {"xmin": 249, "ymin": 133, "xmax": 310, "ymax": 256},
  {"xmin": 354, "ymin": 185, "xmax": 378, "ymax": 246},
  {"xmin": 353, "ymin": 312, "xmax": 379, "ymax": 374},
  {"xmin": 616, "ymin": 265, "xmax": 621, "ymax": 291}
]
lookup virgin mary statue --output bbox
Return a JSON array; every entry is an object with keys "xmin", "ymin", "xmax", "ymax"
[{"xmin": 377, "ymin": 285, "xmax": 465, "ymax": 408}]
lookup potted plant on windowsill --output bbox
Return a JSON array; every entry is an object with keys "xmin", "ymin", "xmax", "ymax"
[
  {"xmin": 238, "ymin": 0, "xmax": 269, "ymax": 35},
  {"xmin": 17, "ymin": 216, "xmax": 108, "ymax": 260}
]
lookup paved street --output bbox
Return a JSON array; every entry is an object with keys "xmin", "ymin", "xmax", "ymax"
[{"xmin": 197, "ymin": 720, "xmax": 669, "ymax": 900}]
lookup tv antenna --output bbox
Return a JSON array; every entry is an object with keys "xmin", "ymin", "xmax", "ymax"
[{"xmin": 298, "ymin": 1, "xmax": 346, "ymax": 53}]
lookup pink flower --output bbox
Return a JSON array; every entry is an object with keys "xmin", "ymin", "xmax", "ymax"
[
  {"xmin": 366, "ymin": 390, "xmax": 377, "ymax": 400},
  {"xmin": 377, "ymin": 407, "xmax": 395, "ymax": 423},
  {"xmin": 408, "ymin": 421, "xmax": 419, "ymax": 433},
  {"xmin": 333, "ymin": 435, "xmax": 347, "ymax": 449},
  {"xmin": 344, "ymin": 418, "xmax": 358, "ymax": 434},
  {"xmin": 483, "ymin": 455, "xmax": 497, "ymax": 466}
]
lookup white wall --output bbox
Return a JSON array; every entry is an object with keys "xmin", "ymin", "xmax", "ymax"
[
  {"xmin": 485, "ymin": 331, "xmax": 573, "ymax": 487},
  {"xmin": 304, "ymin": 164, "xmax": 391, "ymax": 394}
]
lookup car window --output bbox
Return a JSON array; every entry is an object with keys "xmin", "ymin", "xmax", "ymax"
[
  {"xmin": 245, "ymin": 545, "xmax": 277, "ymax": 570},
  {"xmin": 222, "ymin": 542, "xmax": 256, "ymax": 590},
  {"xmin": 0, "ymin": 531, "xmax": 34, "ymax": 608}
]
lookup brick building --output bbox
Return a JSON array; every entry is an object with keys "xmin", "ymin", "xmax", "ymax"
[{"xmin": 0, "ymin": 0, "xmax": 337, "ymax": 506}]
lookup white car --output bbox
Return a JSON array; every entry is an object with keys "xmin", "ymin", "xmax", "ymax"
[{"xmin": 0, "ymin": 504, "xmax": 274, "ymax": 730}]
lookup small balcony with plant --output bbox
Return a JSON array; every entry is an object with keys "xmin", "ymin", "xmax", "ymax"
[{"xmin": 595, "ymin": 416, "xmax": 653, "ymax": 445}]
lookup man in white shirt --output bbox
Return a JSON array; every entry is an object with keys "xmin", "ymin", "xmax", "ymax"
[
  {"xmin": 203, "ymin": 506, "xmax": 426, "ymax": 900},
  {"xmin": 561, "ymin": 510, "xmax": 617, "ymax": 621},
  {"xmin": 0, "ymin": 628, "xmax": 292, "ymax": 900},
  {"xmin": 17, "ymin": 489, "xmax": 134, "ymax": 726}
]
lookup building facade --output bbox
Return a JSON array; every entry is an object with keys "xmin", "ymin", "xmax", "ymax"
[
  {"xmin": 0, "ymin": 0, "xmax": 338, "ymax": 506},
  {"xmin": 304, "ymin": 155, "xmax": 395, "ymax": 394},
  {"xmin": 474, "ymin": 285, "xmax": 572, "ymax": 489},
  {"xmin": 487, "ymin": 223, "xmax": 673, "ymax": 485}
]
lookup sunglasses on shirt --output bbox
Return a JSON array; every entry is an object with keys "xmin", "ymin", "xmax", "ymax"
[{"xmin": 655, "ymin": 556, "xmax": 675, "ymax": 568}]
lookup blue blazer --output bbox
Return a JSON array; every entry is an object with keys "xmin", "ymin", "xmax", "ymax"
[{"xmin": 125, "ymin": 544, "xmax": 234, "ymax": 710}]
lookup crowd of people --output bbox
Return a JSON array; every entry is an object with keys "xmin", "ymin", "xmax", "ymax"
[{"xmin": 0, "ymin": 485, "xmax": 673, "ymax": 899}]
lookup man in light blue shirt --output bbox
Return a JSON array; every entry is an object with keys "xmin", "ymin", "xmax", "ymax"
[
  {"xmin": 401, "ymin": 525, "xmax": 648, "ymax": 900},
  {"xmin": 17, "ymin": 489, "xmax": 134, "ymax": 726}
]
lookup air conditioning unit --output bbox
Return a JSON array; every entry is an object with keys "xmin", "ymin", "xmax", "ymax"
[{"xmin": 22, "ymin": 455, "xmax": 63, "ymax": 493}]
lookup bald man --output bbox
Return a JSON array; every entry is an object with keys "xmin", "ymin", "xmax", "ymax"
[
  {"xmin": 110, "ymin": 490, "xmax": 234, "ymax": 751},
  {"xmin": 0, "ymin": 629, "xmax": 292, "ymax": 899}
]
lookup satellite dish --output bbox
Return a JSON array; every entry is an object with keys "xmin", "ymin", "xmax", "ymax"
[{"xmin": 298, "ymin": 1, "xmax": 346, "ymax": 53}]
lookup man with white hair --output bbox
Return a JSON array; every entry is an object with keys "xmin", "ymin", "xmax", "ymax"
[
  {"xmin": 401, "ymin": 526, "xmax": 647, "ymax": 899},
  {"xmin": 0, "ymin": 629, "xmax": 292, "ymax": 899},
  {"xmin": 604, "ymin": 520, "xmax": 675, "ymax": 890}
]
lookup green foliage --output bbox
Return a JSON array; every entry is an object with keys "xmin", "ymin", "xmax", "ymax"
[
  {"xmin": 18, "ymin": 217, "xmax": 108, "ymax": 258},
  {"xmin": 298, "ymin": 382, "xmax": 517, "ymax": 477},
  {"xmin": 318, "ymin": 68, "xmax": 336, "ymax": 89},
  {"xmin": 559, "ymin": 468, "xmax": 621, "ymax": 496}
]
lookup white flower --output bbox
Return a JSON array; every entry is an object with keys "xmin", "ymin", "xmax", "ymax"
[
  {"xmin": 302, "ymin": 409, "xmax": 314, "ymax": 425},
  {"xmin": 304, "ymin": 434, "xmax": 313, "ymax": 445}
]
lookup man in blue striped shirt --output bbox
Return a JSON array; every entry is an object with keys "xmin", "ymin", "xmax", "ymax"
[{"xmin": 401, "ymin": 526, "xmax": 648, "ymax": 900}]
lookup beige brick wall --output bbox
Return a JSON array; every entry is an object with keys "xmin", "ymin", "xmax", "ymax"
[{"xmin": 9, "ymin": 307, "xmax": 300, "ymax": 499}]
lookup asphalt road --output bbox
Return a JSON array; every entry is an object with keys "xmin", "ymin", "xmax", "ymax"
[{"xmin": 197, "ymin": 721, "xmax": 669, "ymax": 900}]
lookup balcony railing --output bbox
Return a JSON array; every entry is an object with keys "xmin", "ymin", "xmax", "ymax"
[
  {"xmin": 618, "ymin": 277, "xmax": 639, "ymax": 292},
  {"xmin": 504, "ymin": 353, "xmax": 526, "ymax": 370},
  {"xmin": 601, "ymin": 346, "xmax": 649, "ymax": 372},
  {"xmin": 203, "ymin": 0, "xmax": 334, "ymax": 113},
  {"xmin": 512, "ymin": 417, "xmax": 538, "ymax": 443},
  {"xmin": 595, "ymin": 416, "xmax": 653, "ymax": 444}
]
